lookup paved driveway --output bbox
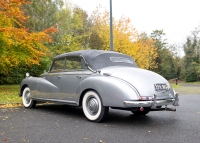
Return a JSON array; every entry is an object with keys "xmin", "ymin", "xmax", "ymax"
[{"xmin": 0, "ymin": 95, "xmax": 200, "ymax": 143}]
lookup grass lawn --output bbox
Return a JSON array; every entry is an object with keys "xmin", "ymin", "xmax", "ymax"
[
  {"xmin": 170, "ymin": 83, "xmax": 181, "ymax": 88},
  {"xmin": 0, "ymin": 85, "xmax": 21, "ymax": 104},
  {"xmin": 170, "ymin": 82, "xmax": 200, "ymax": 94}
]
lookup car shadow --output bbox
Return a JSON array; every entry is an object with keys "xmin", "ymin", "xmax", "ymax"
[
  {"xmin": 33, "ymin": 104, "xmax": 178, "ymax": 127},
  {"xmin": 34, "ymin": 103, "xmax": 85, "ymax": 118}
]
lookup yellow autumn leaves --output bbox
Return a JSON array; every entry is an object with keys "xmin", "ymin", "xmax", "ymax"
[{"xmin": 90, "ymin": 6, "xmax": 158, "ymax": 70}]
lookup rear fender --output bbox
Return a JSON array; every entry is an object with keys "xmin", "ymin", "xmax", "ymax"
[{"xmin": 77, "ymin": 76, "xmax": 139, "ymax": 108}]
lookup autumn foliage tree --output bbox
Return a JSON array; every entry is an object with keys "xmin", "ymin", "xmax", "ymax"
[
  {"xmin": 89, "ymin": 6, "xmax": 158, "ymax": 69},
  {"xmin": 50, "ymin": 6, "xmax": 92, "ymax": 55},
  {"xmin": 133, "ymin": 34, "xmax": 158, "ymax": 70},
  {"xmin": 0, "ymin": 0, "xmax": 58, "ymax": 75}
]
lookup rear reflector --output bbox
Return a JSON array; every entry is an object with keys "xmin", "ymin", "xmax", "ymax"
[
  {"xmin": 140, "ymin": 107, "xmax": 144, "ymax": 111},
  {"xmin": 139, "ymin": 97, "xmax": 143, "ymax": 100}
]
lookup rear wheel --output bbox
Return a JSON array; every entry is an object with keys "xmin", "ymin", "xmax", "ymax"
[
  {"xmin": 82, "ymin": 91, "xmax": 109, "ymax": 122},
  {"xmin": 22, "ymin": 87, "xmax": 37, "ymax": 108}
]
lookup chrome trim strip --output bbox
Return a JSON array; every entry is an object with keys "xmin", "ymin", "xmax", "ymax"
[
  {"xmin": 124, "ymin": 99, "xmax": 176, "ymax": 107},
  {"xmin": 80, "ymin": 55, "xmax": 97, "ymax": 73},
  {"xmin": 31, "ymin": 97, "xmax": 78, "ymax": 106}
]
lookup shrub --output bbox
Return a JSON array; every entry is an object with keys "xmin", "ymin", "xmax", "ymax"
[
  {"xmin": 0, "ymin": 56, "xmax": 51, "ymax": 84},
  {"xmin": 185, "ymin": 72, "xmax": 198, "ymax": 82}
]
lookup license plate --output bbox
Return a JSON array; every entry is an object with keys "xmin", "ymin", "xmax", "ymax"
[{"xmin": 154, "ymin": 84, "xmax": 168, "ymax": 91}]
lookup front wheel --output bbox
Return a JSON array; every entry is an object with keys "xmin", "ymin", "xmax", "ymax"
[
  {"xmin": 22, "ymin": 87, "xmax": 37, "ymax": 108},
  {"xmin": 82, "ymin": 91, "xmax": 109, "ymax": 122}
]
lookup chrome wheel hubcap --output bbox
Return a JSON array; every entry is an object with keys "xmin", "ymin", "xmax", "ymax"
[
  {"xmin": 25, "ymin": 91, "xmax": 31, "ymax": 104},
  {"xmin": 87, "ymin": 97, "xmax": 99, "ymax": 115}
]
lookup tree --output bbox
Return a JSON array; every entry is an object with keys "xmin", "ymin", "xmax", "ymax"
[
  {"xmin": 89, "ymin": 6, "xmax": 158, "ymax": 69},
  {"xmin": 150, "ymin": 30, "xmax": 167, "ymax": 49},
  {"xmin": 150, "ymin": 30, "xmax": 167, "ymax": 70},
  {"xmin": 150, "ymin": 30, "xmax": 172, "ymax": 77},
  {"xmin": 58, "ymin": 6, "xmax": 91, "ymax": 52},
  {"xmin": 46, "ymin": 4, "xmax": 92, "ymax": 55},
  {"xmin": 133, "ymin": 33, "xmax": 158, "ymax": 70},
  {"xmin": 23, "ymin": 0, "xmax": 64, "ymax": 32},
  {"xmin": 89, "ymin": 6, "xmax": 110, "ymax": 50},
  {"xmin": 0, "ymin": 0, "xmax": 58, "ymax": 75},
  {"xmin": 183, "ymin": 33, "xmax": 200, "ymax": 81},
  {"xmin": 169, "ymin": 44, "xmax": 183, "ymax": 79}
]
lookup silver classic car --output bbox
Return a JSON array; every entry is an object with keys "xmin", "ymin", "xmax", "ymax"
[{"xmin": 19, "ymin": 50, "xmax": 179, "ymax": 122}]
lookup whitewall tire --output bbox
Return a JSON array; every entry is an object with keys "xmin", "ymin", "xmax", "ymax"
[
  {"xmin": 22, "ymin": 87, "xmax": 36, "ymax": 108},
  {"xmin": 82, "ymin": 91, "xmax": 109, "ymax": 122}
]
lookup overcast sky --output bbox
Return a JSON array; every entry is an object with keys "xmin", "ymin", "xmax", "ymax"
[{"xmin": 70, "ymin": 0, "xmax": 200, "ymax": 45}]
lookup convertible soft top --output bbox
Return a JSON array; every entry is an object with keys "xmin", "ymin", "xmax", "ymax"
[{"xmin": 54, "ymin": 50, "xmax": 138, "ymax": 70}]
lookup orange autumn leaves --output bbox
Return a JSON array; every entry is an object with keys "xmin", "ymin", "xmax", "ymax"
[
  {"xmin": 0, "ymin": 0, "xmax": 29, "ymax": 26},
  {"xmin": 0, "ymin": 0, "xmax": 58, "ymax": 74}
]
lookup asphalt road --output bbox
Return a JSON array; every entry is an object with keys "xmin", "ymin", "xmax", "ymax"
[{"xmin": 0, "ymin": 95, "xmax": 200, "ymax": 143}]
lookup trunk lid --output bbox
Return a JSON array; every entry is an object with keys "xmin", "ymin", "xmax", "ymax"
[{"xmin": 101, "ymin": 66, "xmax": 174, "ymax": 99}]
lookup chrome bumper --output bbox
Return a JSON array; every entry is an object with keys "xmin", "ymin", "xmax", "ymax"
[{"xmin": 124, "ymin": 93, "xmax": 179, "ymax": 108}]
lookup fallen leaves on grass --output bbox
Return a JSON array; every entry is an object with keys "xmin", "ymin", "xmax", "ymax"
[{"xmin": 0, "ymin": 103, "xmax": 22, "ymax": 108}]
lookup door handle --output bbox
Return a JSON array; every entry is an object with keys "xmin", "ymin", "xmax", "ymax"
[{"xmin": 57, "ymin": 76, "xmax": 62, "ymax": 78}]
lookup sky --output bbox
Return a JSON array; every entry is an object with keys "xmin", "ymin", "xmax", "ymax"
[{"xmin": 70, "ymin": 0, "xmax": 200, "ymax": 45}]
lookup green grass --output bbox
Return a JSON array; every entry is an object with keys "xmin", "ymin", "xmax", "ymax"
[
  {"xmin": 170, "ymin": 84, "xmax": 181, "ymax": 89},
  {"xmin": 171, "ymin": 83, "xmax": 200, "ymax": 94},
  {"xmin": 0, "ymin": 85, "xmax": 21, "ymax": 104},
  {"xmin": 174, "ymin": 86, "xmax": 200, "ymax": 95}
]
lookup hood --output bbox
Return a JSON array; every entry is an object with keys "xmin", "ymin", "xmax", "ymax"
[{"xmin": 101, "ymin": 66, "xmax": 174, "ymax": 99}]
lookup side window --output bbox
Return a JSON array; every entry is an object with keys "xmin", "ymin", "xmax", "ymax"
[
  {"xmin": 50, "ymin": 58, "xmax": 65, "ymax": 72},
  {"xmin": 66, "ymin": 57, "xmax": 84, "ymax": 70}
]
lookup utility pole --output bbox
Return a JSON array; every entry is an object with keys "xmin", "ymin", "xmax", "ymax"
[{"xmin": 110, "ymin": 0, "xmax": 114, "ymax": 51}]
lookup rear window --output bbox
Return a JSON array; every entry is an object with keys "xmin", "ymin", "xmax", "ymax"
[
  {"xmin": 110, "ymin": 57, "xmax": 134, "ymax": 64},
  {"xmin": 87, "ymin": 53, "xmax": 138, "ymax": 70}
]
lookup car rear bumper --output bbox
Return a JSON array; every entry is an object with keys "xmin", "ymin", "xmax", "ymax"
[{"xmin": 124, "ymin": 93, "xmax": 179, "ymax": 108}]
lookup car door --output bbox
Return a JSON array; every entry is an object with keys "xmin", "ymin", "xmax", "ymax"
[
  {"xmin": 59, "ymin": 56, "xmax": 89, "ymax": 102},
  {"xmin": 38, "ymin": 57, "xmax": 65, "ymax": 99}
]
